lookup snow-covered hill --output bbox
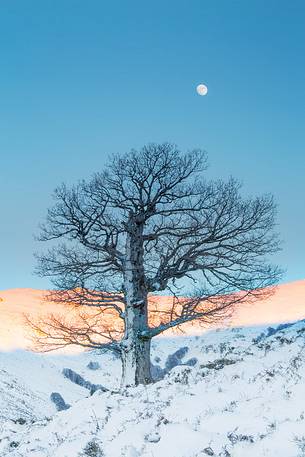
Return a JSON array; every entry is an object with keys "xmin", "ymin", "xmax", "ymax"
[
  {"xmin": 1, "ymin": 280, "xmax": 305, "ymax": 351},
  {"xmin": 2, "ymin": 319, "xmax": 305, "ymax": 456}
]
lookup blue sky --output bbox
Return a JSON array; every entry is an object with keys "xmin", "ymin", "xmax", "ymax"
[{"xmin": 0, "ymin": 0, "xmax": 304, "ymax": 289}]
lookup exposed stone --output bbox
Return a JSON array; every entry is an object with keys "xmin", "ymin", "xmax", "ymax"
[
  {"xmin": 50, "ymin": 392, "xmax": 70, "ymax": 411},
  {"xmin": 150, "ymin": 363, "xmax": 165, "ymax": 381},
  {"xmin": 62, "ymin": 368, "xmax": 108, "ymax": 395},
  {"xmin": 165, "ymin": 346, "xmax": 189, "ymax": 371},
  {"xmin": 203, "ymin": 447, "xmax": 215, "ymax": 455},
  {"xmin": 185, "ymin": 357, "xmax": 198, "ymax": 367},
  {"xmin": 87, "ymin": 361, "xmax": 101, "ymax": 371}
]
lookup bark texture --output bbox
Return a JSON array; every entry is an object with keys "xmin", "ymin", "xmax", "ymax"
[{"xmin": 121, "ymin": 217, "xmax": 152, "ymax": 386}]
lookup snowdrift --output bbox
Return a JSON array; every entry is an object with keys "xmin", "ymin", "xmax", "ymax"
[{"xmin": 1, "ymin": 319, "xmax": 305, "ymax": 456}]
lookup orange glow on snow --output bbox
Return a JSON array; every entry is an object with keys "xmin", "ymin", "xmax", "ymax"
[{"xmin": 0, "ymin": 280, "xmax": 305, "ymax": 352}]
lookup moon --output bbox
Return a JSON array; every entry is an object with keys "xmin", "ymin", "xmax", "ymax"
[{"xmin": 196, "ymin": 84, "xmax": 208, "ymax": 96}]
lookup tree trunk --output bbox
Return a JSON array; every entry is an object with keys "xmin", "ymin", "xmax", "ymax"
[
  {"xmin": 121, "ymin": 331, "xmax": 152, "ymax": 387},
  {"xmin": 121, "ymin": 216, "xmax": 152, "ymax": 387}
]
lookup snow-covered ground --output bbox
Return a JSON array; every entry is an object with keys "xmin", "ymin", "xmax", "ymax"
[{"xmin": 1, "ymin": 320, "xmax": 305, "ymax": 456}]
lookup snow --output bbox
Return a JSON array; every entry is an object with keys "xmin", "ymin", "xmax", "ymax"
[{"xmin": 1, "ymin": 320, "xmax": 305, "ymax": 456}]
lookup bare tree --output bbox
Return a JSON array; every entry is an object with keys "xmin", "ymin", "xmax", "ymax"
[{"xmin": 33, "ymin": 143, "xmax": 282, "ymax": 386}]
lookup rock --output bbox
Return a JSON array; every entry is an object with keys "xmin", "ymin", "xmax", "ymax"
[
  {"xmin": 62, "ymin": 368, "xmax": 87, "ymax": 387},
  {"xmin": 50, "ymin": 392, "xmax": 70, "ymax": 411},
  {"xmin": 203, "ymin": 447, "xmax": 214, "ymax": 455},
  {"xmin": 150, "ymin": 363, "xmax": 165, "ymax": 381},
  {"xmin": 87, "ymin": 361, "xmax": 100, "ymax": 370},
  {"xmin": 151, "ymin": 347, "xmax": 195, "ymax": 381},
  {"xmin": 144, "ymin": 431, "xmax": 161, "ymax": 443},
  {"xmin": 62, "ymin": 368, "xmax": 108, "ymax": 395},
  {"xmin": 185, "ymin": 357, "xmax": 198, "ymax": 367},
  {"xmin": 165, "ymin": 346, "xmax": 189, "ymax": 371},
  {"xmin": 253, "ymin": 321, "xmax": 297, "ymax": 344},
  {"xmin": 9, "ymin": 442, "xmax": 19, "ymax": 448},
  {"xmin": 13, "ymin": 418, "xmax": 26, "ymax": 425}
]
